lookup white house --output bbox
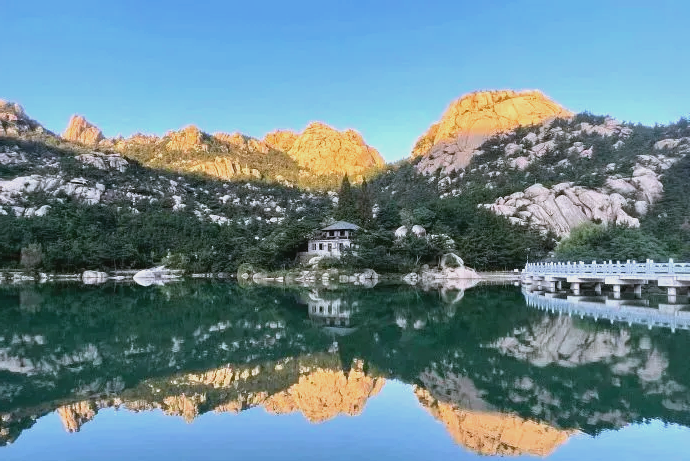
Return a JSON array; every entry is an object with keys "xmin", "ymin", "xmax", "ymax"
[{"xmin": 305, "ymin": 221, "xmax": 360, "ymax": 257}]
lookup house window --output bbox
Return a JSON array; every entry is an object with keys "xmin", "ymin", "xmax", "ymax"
[
  {"xmin": 339, "ymin": 243, "xmax": 344, "ymax": 251},
  {"xmin": 340, "ymin": 230, "xmax": 346, "ymax": 237},
  {"xmin": 311, "ymin": 243, "xmax": 316, "ymax": 251},
  {"xmin": 328, "ymin": 243, "xmax": 332, "ymax": 252},
  {"xmin": 319, "ymin": 243, "xmax": 323, "ymax": 250}
]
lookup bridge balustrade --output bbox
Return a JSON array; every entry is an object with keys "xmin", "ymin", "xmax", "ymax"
[{"xmin": 524, "ymin": 260, "xmax": 690, "ymax": 277}]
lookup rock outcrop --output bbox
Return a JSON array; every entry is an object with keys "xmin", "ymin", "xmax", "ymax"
[
  {"xmin": 413, "ymin": 90, "xmax": 572, "ymax": 174},
  {"xmin": 415, "ymin": 388, "xmax": 572, "ymax": 457},
  {"xmin": 163, "ymin": 125, "xmax": 207, "ymax": 152},
  {"xmin": 62, "ymin": 115, "xmax": 104, "ymax": 146},
  {"xmin": 264, "ymin": 129, "xmax": 299, "ymax": 153},
  {"xmin": 190, "ymin": 157, "xmax": 261, "ymax": 179},
  {"xmin": 213, "ymin": 132, "xmax": 271, "ymax": 154},
  {"xmin": 0, "ymin": 100, "xmax": 47, "ymax": 137},
  {"xmin": 483, "ymin": 182, "xmax": 640, "ymax": 237},
  {"xmin": 280, "ymin": 122, "xmax": 384, "ymax": 176}
]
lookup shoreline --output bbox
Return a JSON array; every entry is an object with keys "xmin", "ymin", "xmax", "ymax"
[{"xmin": 0, "ymin": 267, "xmax": 521, "ymax": 287}]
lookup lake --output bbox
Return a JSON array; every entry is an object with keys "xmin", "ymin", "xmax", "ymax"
[{"xmin": 1, "ymin": 281, "xmax": 690, "ymax": 460}]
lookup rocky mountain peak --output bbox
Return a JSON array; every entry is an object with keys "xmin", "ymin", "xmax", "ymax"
[
  {"xmin": 163, "ymin": 125, "xmax": 208, "ymax": 152},
  {"xmin": 413, "ymin": 89, "xmax": 572, "ymax": 173},
  {"xmin": 62, "ymin": 115, "xmax": 104, "ymax": 146},
  {"xmin": 213, "ymin": 131, "xmax": 271, "ymax": 154},
  {"xmin": 263, "ymin": 129, "xmax": 299, "ymax": 152},
  {"xmin": 0, "ymin": 100, "xmax": 47, "ymax": 137},
  {"xmin": 285, "ymin": 122, "xmax": 384, "ymax": 177}
]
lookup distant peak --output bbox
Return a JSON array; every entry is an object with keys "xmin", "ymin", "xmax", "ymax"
[
  {"xmin": 63, "ymin": 114, "xmax": 104, "ymax": 146},
  {"xmin": 412, "ymin": 88, "xmax": 572, "ymax": 171}
]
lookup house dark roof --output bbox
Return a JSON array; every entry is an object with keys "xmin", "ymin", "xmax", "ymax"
[{"xmin": 321, "ymin": 221, "xmax": 360, "ymax": 231}]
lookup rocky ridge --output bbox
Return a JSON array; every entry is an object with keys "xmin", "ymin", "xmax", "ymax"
[
  {"xmin": 57, "ymin": 111, "xmax": 383, "ymax": 181},
  {"xmin": 413, "ymin": 90, "xmax": 572, "ymax": 174}
]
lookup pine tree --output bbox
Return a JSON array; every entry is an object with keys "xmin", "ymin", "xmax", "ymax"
[
  {"xmin": 358, "ymin": 178, "xmax": 373, "ymax": 227},
  {"xmin": 335, "ymin": 175, "xmax": 358, "ymax": 223}
]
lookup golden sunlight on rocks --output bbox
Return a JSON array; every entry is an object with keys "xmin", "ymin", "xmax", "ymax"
[
  {"xmin": 414, "ymin": 387, "xmax": 572, "ymax": 457},
  {"xmin": 62, "ymin": 115, "xmax": 104, "ymax": 146},
  {"xmin": 413, "ymin": 89, "xmax": 572, "ymax": 173},
  {"xmin": 265, "ymin": 123, "xmax": 384, "ymax": 177}
]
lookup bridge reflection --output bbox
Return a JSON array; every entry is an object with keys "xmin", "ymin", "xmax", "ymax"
[{"xmin": 522, "ymin": 289, "xmax": 690, "ymax": 332}]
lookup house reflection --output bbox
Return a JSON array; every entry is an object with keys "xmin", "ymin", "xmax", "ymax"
[{"xmin": 306, "ymin": 290, "xmax": 359, "ymax": 335}]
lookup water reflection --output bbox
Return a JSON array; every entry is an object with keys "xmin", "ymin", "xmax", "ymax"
[{"xmin": 1, "ymin": 282, "xmax": 690, "ymax": 458}]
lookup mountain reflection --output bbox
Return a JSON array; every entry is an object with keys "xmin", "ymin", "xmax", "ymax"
[{"xmin": 2, "ymin": 282, "xmax": 690, "ymax": 457}]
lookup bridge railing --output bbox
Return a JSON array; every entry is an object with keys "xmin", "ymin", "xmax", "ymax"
[{"xmin": 523, "ymin": 259, "xmax": 690, "ymax": 277}]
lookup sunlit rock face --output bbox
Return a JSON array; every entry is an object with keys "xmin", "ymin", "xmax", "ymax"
[
  {"xmin": 413, "ymin": 90, "xmax": 572, "ymax": 174},
  {"xmin": 264, "ymin": 359, "xmax": 385, "ymax": 423},
  {"xmin": 189, "ymin": 157, "xmax": 261, "ymax": 179},
  {"xmin": 212, "ymin": 132, "xmax": 271, "ymax": 155},
  {"xmin": 414, "ymin": 387, "xmax": 572, "ymax": 457},
  {"xmin": 263, "ymin": 129, "xmax": 299, "ymax": 153},
  {"xmin": 62, "ymin": 115, "xmax": 104, "ymax": 146},
  {"xmin": 278, "ymin": 122, "xmax": 384, "ymax": 177}
]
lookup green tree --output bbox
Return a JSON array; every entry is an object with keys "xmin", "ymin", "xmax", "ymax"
[{"xmin": 335, "ymin": 174, "xmax": 358, "ymax": 223}]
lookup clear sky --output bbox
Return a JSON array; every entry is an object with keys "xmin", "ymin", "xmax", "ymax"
[{"xmin": 3, "ymin": 0, "xmax": 689, "ymax": 161}]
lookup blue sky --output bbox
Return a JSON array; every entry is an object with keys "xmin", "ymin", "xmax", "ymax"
[{"xmin": 3, "ymin": 0, "xmax": 689, "ymax": 161}]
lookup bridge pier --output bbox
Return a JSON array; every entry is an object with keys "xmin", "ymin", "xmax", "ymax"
[
  {"xmin": 594, "ymin": 283, "xmax": 602, "ymax": 294},
  {"xmin": 668, "ymin": 287, "xmax": 677, "ymax": 304},
  {"xmin": 634, "ymin": 284, "xmax": 643, "ymax": 298},
  {"xmin": 571, "ymin": 282, "xmax": 581, "ymax": 294},
  {"xmin": 612, "ymin": 284, "xmax": 622, "ymax": 299}
]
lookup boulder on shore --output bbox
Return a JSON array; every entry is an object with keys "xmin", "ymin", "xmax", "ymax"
[
  {"xmin": 133, "ymin": 266, "xmax": 181, "ymax": 286},
  {"xmin": 82, "ymin": 270, "xmax": 108, "ymax": 284}
]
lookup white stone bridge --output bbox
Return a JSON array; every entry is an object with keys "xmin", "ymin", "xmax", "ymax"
[
  {"xmin": 523, "ymin": 289, "xmax": 690, "ymax": 332},
  {"xmin": 522, "ymin": 259, "xmax": 690, "ymax": 300}
]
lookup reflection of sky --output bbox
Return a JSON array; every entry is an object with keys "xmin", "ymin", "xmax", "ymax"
[{"xmin": 3, "ymin": 381, "xmax": 690, "ymax": 460}]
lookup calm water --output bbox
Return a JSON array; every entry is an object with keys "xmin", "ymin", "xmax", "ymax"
[{"xmin": 1, "ymin": 281, "xmax": 690, "ymax": 460}]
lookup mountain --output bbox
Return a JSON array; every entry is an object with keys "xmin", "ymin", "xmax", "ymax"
[
  {"xmin": 60, "ymin": 114, "xmax": 383, "ymax": 184},
  {"xmin": 270, "ymin": 122, "xmax": 385, "ymax": 177},
  {"xmin": 0, "ymin": 101, "xmax": 332, "ymax": 272},
  {"xmin": 412, "ymin": 90, "xmax": 572, "ymax": 174},
  {"xmin": 3, "ymin": 91, "xmax": 690, "ymax": 271}
]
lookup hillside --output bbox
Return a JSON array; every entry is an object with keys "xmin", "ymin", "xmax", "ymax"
[{"xmin": 0, "ymin": 101, "xmax": 333, "ymax": 271}]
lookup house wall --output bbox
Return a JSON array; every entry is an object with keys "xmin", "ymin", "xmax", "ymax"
[{"xmin": 306, "ymin": 238, "xmax": 352, "ymax": 257}]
